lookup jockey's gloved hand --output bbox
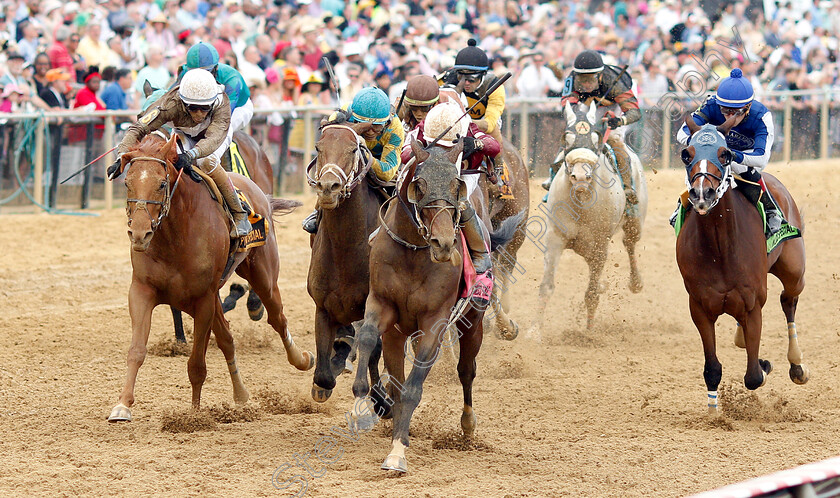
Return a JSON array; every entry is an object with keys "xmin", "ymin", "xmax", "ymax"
[
  {"xmin": 461, "ymin": 136, "xmax": 478, "ymax": 159},
  {"xmin": 174, "ymin": 152, "xmax": 195, "ymax": 173},
  {"xmin": 607, "ymin": 116, "xmax": 625, "ymax": 129},
  {"xmin": 106, "ymin": 156, "xmax": 122, "ymax": 180}
]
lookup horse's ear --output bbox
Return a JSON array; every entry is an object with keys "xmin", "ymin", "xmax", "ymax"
[
  {"xmin": 162, "ymin": 133, "xmax": 179, "ymax": 164},
  {"xmin": 718, "ymin": 147, "xmax": 732, "ymax": 166},
  {"xmin": 564, "ymin": 101, "xmax": 576, "ymax": 125},
  {"xmin": 411, "ymin": 137, "xmax": 430, "ymax": 164},
  {"xmin": 587, "ymin": 101, "xmax": 597, "ymax": 124},
  {"xmin": 446, "ymin": 137, "xmax": 464, "ymax": 164},
  {"xmin": 119, "ymin": 151, "xmax": 137, "ymax": 175},
  {"xmin": 685, "ymin": 115, "xmax": 701, "ymax": 137},
  {"xmin": 716, "ymin": 114, "xmax": 737, "ymax": 136},
  {"xmin": 681, "ymin": 146, "xmax": 695, "ymax": 166},
  {"xmin": 143, "ymin": 80, "xmax": 155, "ymax": 98}
]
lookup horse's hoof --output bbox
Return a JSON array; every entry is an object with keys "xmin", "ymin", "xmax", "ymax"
[
  {"xmin": 352, "ymin": 413, "xmax": 378, "ymax": 432},
  {"xmin": 629, "ymin": 276, "xmax": 643, "ymax": 294},
  {"xmin": 381, "ymin": 455, "xmax": 408, "ymax": 473},
  {"xmin": 107, "ymin": 403, "xmax": 132, "ymax": 422},
  {"xmin": 248, "ymin": 304, "xmax": 264, "ymax": 321},
  {"xmin": 790, "ymin": 363, "xmax": 810, "ymax": 385},
  {"xmin": 760, "ymin": 359, "xmax": 773, "ymax": 375},
  {"xmin": 305, "ymin": 351, "xmax": 315, "ymax": 370},
  {"xmin": 734, "ymin": 323, "xmax": 746, "ymax": 348},
  {"xmin": 311, "ymin": 384, "xmax": 333, "ymax": 403},
  {"xmin": 500, "ymin": 320, "xmax": 519, "ymax": 341},
  {"xmin": 461, "ymin": 410, "xmax": 477, "ymax": 436}
]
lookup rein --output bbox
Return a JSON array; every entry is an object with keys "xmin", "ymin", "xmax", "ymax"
[
  {"xmin": 305, "ymin": 124, "xmax": 373, "ymax": 199},
  {"xmin": 126, "ymin": 156, "xmax": 184, "ymax": 231}
]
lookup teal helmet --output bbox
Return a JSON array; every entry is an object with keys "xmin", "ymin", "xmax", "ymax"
[
  {"xmin": 349, "ymin": 87, "xmax": 391, "ymax": 125},
  {"xmin": 186, "ymin": 42, "xmax": 220, "ymax": 70}
]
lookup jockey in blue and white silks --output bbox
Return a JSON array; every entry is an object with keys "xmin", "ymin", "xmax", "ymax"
[{"xmin": 677, "ymin": 68, "xmax": 781, "ymax": 233}]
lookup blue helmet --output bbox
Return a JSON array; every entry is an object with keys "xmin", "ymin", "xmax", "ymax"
[
  {"xmin": 715, "ymin": 68, "xmax": 754, "ymax": 108},
  {"xmin": 349, "ymin": 87, "xmax": 391, "ymax": 125},
  {"xmin": 186, "ymin": 42, "xmax": 220, "ymax": 71}
]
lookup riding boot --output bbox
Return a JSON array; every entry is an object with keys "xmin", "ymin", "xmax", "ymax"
[
  {"xmin": 541, "ymin": 167, "xmax": 555, "ymax": 192},
  {"xmin": 302, "ymin": 209, "xmax": 320, "ymax": 234},
  {"xmin": 205, "ymin": 158, "xmax": 251, "ymax": 238},
  {"xmin": 607, "ymin": 136, "xmax": 638, "ymax": 207},
  {"xmin": 758, "ymin": 178, "xmax": 783, "ymax": 235},
  {"xmin": 461, "ymin": 206, "xmax": 493, "ymax": 307}
]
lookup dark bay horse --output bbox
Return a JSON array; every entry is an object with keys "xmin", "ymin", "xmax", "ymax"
[
  {"xmin": 139, "ymin": 82, "xmax": 275, "ymax": 342},
  {"xmin": 677, "ymin": 117, "xmax": 808, "ymax": 415},
  {"xmin": 438, "ymin": 87, "xmax": 530, "ymax": 340},
  {"xmin": 350, "ymin": 139, "xmax": 522, "ymax": 473},
  {"xmin": 306, "ymin": 121, "xmax": 387, "ymax": 407},
  {"xmin": 107, "ymin": 133, "xmax": 312, "ymax": 422}
]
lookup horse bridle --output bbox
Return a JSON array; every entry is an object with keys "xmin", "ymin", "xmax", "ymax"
[
  {"xmin": 687, "ymin": 158, "xmax": 733, "ymax": 212},
  {"xmin": 305, "ymin": 124, "xmax": 373, "ymax": 199},
  {"xmin": 125, "ymin": 156, "xmax": 183, "ymax": 231},
  {"xmin": 379, "ymin": 157, "xmax": 464, "ymax": 250}
]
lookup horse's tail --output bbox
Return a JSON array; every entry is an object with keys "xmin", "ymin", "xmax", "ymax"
[
  {"xmin": 489, "ymin": 209, "xmax": 527, "ymax": 252},
  {"xmin": 268, "ymin": 197, "xmax": 303, "ymax": 221}
]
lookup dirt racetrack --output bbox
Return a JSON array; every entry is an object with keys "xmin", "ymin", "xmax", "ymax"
[{"xmin": 1, "ymin": 159, "xmax": 838, "ymax": 497}]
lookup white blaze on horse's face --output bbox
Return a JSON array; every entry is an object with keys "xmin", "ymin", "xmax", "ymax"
[{"xmin": 689, "ymin": 159, "xmax": 718, "ymax": 215}]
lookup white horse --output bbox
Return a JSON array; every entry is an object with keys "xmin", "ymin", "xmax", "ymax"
[{"xmin": 535, "ymin": 101, "xmax": 648, "ymax": 332}]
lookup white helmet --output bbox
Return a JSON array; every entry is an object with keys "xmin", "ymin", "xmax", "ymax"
[
  {"xmin": 422, "ymin": 102, "xmax": 469, "ymax": 147},
  {"xmin": 179, "ymin": 68, "xmax": 224, "ymax": 106}
]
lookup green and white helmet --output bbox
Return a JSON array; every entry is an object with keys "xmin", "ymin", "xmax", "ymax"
[{"xmin": 179, "ymin": 68, "xmax": 224, "ymax": 107}]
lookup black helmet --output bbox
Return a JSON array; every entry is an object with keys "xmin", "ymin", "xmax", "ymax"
[
  {"xmin": 573, "ymin": 50, "xmax": 604, "ymax": 74},
  {"xmin": 453, "ymin": 39, "xmax": 489, "ymax": 73}
]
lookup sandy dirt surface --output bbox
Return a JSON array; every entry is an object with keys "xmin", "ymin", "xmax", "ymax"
[{"xmin": 0, "ymin": 159, "xmax": 838, "ymax": 497}]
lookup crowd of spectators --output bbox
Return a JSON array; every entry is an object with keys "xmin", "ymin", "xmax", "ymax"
[{"xmin": 1, "ymin": 0, "xmax": 839, "ymax": 194}]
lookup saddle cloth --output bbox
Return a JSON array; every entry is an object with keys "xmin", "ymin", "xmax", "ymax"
[{"xmin": 671, "ymin": 189, "xmax": 801, "ymax": 253}]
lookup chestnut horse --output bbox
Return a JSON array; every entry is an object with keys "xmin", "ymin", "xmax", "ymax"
[
  {"xmin": 139, "ymin": 82, "xmax": 275, "ymax": 342},
  {"xmin": 677, "ymin": 117, "xmax": 808, "ymax": 414},
  {"xmin": 169, "ymin": 129, "xmax": 276, "ymax": 342},
  {"xmin": 350, "ymin": 139, "xmax": 523, "ymax": 473},
  {"xmin": 107, "ymin": 132, "xmax": 313, "ymax": 422},
  {"xmin": 306, "ymin": 121, "xmax": 388, "ymax": 411}
]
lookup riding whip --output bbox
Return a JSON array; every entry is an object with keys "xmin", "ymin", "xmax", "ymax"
[
  {"xmin": 426, "ymin": 72, "xmax": 511, "ymax": 149},
  {"xmin": 60, "ymin": 145, "xmax": 117, "ymax": 184},
  {"xmin": 394, "ymin": 88, "xmax": 408, "ymax": 119},
  {"xmin": 596, "ymin": 64, "xmax": 629, "ymax": 108},
  {"xmin": 322, "ymin": 57, "xmax": 342, "ymax": 107}
]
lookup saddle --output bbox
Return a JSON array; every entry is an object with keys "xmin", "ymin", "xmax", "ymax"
[{"xmin": 188, "ymin": 167, "xmax": 266, "ymax": 251}]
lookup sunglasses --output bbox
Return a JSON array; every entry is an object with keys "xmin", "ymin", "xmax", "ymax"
[
  {"xmin": 720, "ymin": 106, "xmax": 747, "ymax": 117},
  {"xmin": 186, "ymin": 104, "xmax": 212, "ymax": 112},
  {"xmin": 457, "ymin": 73, "xmax": 482, "ymax": 83},
  {"xmin": 69, "ymin": 38, "xmax": 80, "ymax": 42},
  {"xmin": 348, "ymin": 73, "xmax": 360, "ymax": 79}
]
